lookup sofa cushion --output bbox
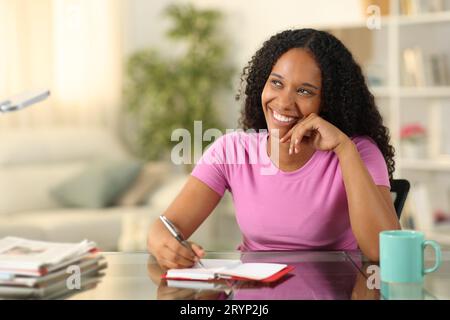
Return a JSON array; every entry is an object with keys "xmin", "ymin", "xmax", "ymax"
[
  {"xmin": 0, "ymin": 207, "xmax": 152, "ymax": 251},
  {"xmin": 0, "ymin": 222, "xmax": 45, "ymax": 241},
  {"xmin": 0, "ymin": 162, "xmax": 86, "ymax": 215},
  {"xmin": 115, "ymin": 161, "xmax": 172, "ymax": 206},
  {"xmin": 51, "ymin": 160, "xmax": 143, "ymax": 208},
  {"xmin": 145, "ymin": 173, "xmax": 189, "ymax": 212},
  {"xmin": 0, "ymin": 127, "xmax": 128, "ymax": 165}
]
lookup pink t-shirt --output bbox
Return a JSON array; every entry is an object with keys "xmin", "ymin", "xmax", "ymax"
[{"xmin": 191, "ymin": 131, "xmax": 390, "ymax": 252}]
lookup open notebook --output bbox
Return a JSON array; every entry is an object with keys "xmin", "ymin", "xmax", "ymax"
[{"xmin": 162, "ymin": 259, "xmax": 294, "ymax": 283}]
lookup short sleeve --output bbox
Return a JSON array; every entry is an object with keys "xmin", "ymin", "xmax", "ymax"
[
  {"xmin": 352, "ymin": 136, "xmax": 390, "ymax": 188},
  {"xmin": 191, "ymin": 135, "xmax": 230, "ymax": 197}
]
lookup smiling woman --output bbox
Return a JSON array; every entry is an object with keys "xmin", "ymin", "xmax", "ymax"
[
  {"xmin": 147, "ymin": 28, "xmax": 401, "ymax": 268},
  {"xmin": 262, "ymin": 49, "xmax": 321, "ymax": 131}
]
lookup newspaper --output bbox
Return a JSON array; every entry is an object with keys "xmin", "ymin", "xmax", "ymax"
[
  {"xmin": 0, "ymin": 237, "xmax": 97, "ymax": 274},
  {"xmin": 0, "ymin": 256, "xmax": 106, "ymax": 287},
  {"xmin": 0, "ymin": 271, "xmax": 105, "ymax": 299}
]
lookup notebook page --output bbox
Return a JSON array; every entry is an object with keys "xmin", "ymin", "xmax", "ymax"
[
  {"xmin": 166, "ymin": 259, "xmax": 242, "ymax": 280},
  {"xmin": 166, "ymin": 279, "xmax": 230, "ymax": 291},
  {"xmin": 195, "ymin": 259, "xmax": 242, "ymax": 270},
  {"xmin": 218, "ymin": 263, "xmax": 287, "ymax": 280}
]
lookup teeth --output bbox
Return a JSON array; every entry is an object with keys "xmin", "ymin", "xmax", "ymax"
[{"xmin": 272, "ymin": 109, "xmax": 296, "ymax": 122}]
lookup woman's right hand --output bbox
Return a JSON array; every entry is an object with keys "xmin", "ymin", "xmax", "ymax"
[{"xmin": 147, "ymin": 221, "xmax": 205, "ymax": 270}]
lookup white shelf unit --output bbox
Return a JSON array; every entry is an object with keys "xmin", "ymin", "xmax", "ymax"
[
  {"xmin": 322, "ymin": 0, "xmax": 450, "ymax": 237},
  {"xmin": 400, "ymin": 158, "xmax": 450, "ymax": 171},
  {"xmin": 398, "ymin": 87, "xmax": 450, "ymax": 97},
  {"xmin": 397, "ymin": 10, "xmax": 450, "ymax": 25}
]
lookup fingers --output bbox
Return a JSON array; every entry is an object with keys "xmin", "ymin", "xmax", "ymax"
[
  {"xmin": 190, "ymin": 242, "xmax": 205, "ymax": 258},
  {"xmin": 165, "ymin": 243, "xmax": 197, "ymax": 267},
  {"xmin": 150, "ymin": 222, "xmax": 206, "ymax": 269},
  {"xmin": 156, "ymin": 239, "xmax": 206, "ymax": 269},
  {"xmin": 158, "ymin": 248, "xmax": 194, "ymax": 269},
  {"xmin": 167, "ymin": 238, "xmax": 197, "ymax": 260},
  {"xmin": 289, "ymin": 115, "xmax": 318, "ymax": 154},
  {"xmin": 156, "ymin": 240, "xmax": 195, "ymax": 269},
  {"xmin": 280, "ymin": 113, "xmax": 317, "ymax": 143},
  {"xmin": 279, "ymin": 125, "xmax": 296, "ymax": 143}
]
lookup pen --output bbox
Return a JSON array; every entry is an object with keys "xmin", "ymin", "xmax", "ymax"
[{"xmin": 159, "ymin": 215, "xmax": 205, "ymax": 268}]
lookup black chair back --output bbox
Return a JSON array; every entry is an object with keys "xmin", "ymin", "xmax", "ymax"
[{"xmin": 390, "ymin": 179, "xmax": 410, "ymax": 219}]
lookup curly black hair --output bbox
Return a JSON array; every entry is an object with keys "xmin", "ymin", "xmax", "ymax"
[{"xmin": 236, "ymin": 28, "xmax": 395, "ymax": 178}]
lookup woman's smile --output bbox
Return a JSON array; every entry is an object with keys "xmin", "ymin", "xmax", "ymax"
[{"xmin": 267, "ymin": 106, "xmax": 299, "ymax": 127}]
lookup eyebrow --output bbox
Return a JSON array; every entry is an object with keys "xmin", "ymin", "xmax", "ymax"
[{"xmin": 270, "ymin": 72, "xmax": 320, "ymax": 90}]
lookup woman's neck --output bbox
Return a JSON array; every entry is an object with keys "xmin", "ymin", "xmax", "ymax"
[{"xmin": 267, "ymin": 135, "xmax": 316, "ymax": 172}]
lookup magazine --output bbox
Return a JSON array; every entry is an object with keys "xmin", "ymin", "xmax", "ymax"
[
  {"xmin": 0, "ymin": 237, "xmax": 98, "ymax": 276},
  {"xmin": 0, "ymin": 256, "xmax": 106, "ymax": 287},
  {"xmin": 0, "ymin": 271, "xmax": 105, "ymax": 299}
]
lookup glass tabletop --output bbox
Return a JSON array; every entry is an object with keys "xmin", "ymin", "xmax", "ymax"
[
  {"xmin": 47, "ymin": 249, "xmax": 448, "ymax": 300},
  {"xmin": 66, "ymin": 250, "xmax": 361, "ymax": 300},
  {"xmin": 346, "ymin": 250, "xmax": 450, "ymax": 300}
]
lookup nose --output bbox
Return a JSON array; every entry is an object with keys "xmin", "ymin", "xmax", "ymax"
[{"xmin": 277, "ymin": 89, "xmax": 296, "ymax": 111}]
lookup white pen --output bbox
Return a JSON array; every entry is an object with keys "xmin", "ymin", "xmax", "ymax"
[{"xmin": 159, "ymin": 215, "xmax": 205, "ymax": 268}]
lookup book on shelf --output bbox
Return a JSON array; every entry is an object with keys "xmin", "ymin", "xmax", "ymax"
[
  {"xmin": 0, "ymin": 237, "xmax": 106, "ymax": 299},
  {"xmin": 162, "ymin": 259, "xmax": 294, "ymax": 283},
  {"xmin": 402, "ymin": 47, "xmax": 426, "ymax": 86},
  {"xmin": 430, "ymin": 53, "xmax": 450, "ymax": 86},
  {"xmin": 404, "ymin": 183, "xmax": 434, "ymax": 231},
  {"xmin": 400, "ymin": 0, "xmax": 446, "ymax": 15},
  {"xmin": 361, "ymin": 0, "xmax": 390, "ymax": 16},
  {"xmin": 402, "ymin": 48, "xmax": 450, "ymax": 87}
]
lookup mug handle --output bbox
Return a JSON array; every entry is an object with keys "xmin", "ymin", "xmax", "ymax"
[{"xmin": 423, "ymin": 240, "xmax": 442, "ymax": 274}]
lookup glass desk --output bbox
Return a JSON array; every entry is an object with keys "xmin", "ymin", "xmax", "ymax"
[{"xmin": 55, "ymin": 250, "xmax": 450, "ymax": 300}]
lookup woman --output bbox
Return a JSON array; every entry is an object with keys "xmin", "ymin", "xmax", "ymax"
[{"xmin": 147, "ymin": 28, "xmax": 400, "ymax": 269}]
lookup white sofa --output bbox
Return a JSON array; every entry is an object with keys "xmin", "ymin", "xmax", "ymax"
[
  {"xmin": 0, "ymin": 127, "xmax": 146, "ymax": 251},
  {"xmin": 0, "ymin": 127, "xmax": 239, "ymax": 251}
]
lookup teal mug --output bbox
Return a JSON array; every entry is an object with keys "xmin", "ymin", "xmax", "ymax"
[
  {"xmin": 380, "ymin": 282, "xmax": 425, "ymax": 300},
  {"xmin": 380, "ymin": 230, "xmax": 441, "ymax": 283}
]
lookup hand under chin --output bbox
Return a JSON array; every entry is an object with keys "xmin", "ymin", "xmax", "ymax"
[{"xmin": 269, "ymin": 126, "xmax": 312, "ymax": 142}]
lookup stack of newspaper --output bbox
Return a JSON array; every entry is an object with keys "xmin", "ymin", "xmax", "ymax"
[{"xmin": 0, "ymin": 237, "xmax": 107, "ymax": 299}]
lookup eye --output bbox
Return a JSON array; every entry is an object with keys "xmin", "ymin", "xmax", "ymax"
[
  {"xmin": 270, "ymin": 79, "xmax": 282, "ymax": 87},
  {"xmin": 297, "ymin": 88, "xmax": 312, "ymax": 96}
]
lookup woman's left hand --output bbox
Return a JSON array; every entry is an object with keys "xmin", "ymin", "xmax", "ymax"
[{"xmin": 279, "ymin": 113, "xmax": 350, "ymax": 154}]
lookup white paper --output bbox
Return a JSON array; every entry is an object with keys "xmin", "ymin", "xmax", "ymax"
[
  {"xmin": 166, "ymin": 259, "xmax": 287, "ymax": 281},
  {"xmin": 0, "ymin": 237, "xmax": 97, "ymax": 271}
]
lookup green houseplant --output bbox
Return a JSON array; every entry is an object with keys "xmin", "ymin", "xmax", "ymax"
[{"xmin": 123, "ymin": 3, "xmax": 234, "ymax": 164}]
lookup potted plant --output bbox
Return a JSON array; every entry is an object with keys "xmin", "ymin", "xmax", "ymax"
[
  {"xmin": 122, "ymin": 4, "xmax": 234, "ymax": 169},
  {"xmin": 400, "ymin": 123, "xmax": 427, "ymax": 158}
]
